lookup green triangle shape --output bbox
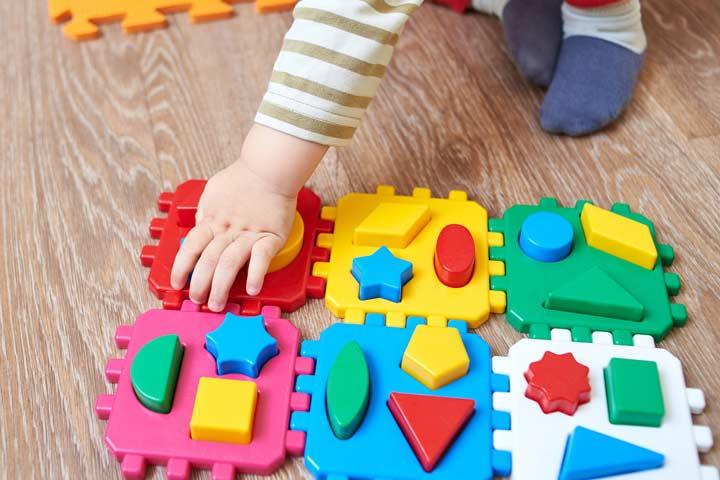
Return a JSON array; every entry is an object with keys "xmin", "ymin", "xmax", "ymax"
[{"xmin": 545, "ymin": 268, "xmax": 644, "ymax": 321}]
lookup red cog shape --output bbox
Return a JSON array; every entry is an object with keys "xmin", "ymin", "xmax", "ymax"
[{"xmin": 524, "ymin": 351, "xmax": 591, "ymax": 415}]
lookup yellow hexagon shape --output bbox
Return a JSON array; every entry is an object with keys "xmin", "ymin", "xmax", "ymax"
[{"xmin": 401, "ymin": 325, "xmax": 470, "ymax": 390}]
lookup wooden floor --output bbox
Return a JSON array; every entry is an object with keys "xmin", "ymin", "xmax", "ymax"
[{"xmin": 1, "ymin": 0, "xmax": 719, "ymax": 477}]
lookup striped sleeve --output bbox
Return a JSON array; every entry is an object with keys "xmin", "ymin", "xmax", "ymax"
[{"xmin": 254, "ymin": 0, "xmax": 423, "ymax": 147}]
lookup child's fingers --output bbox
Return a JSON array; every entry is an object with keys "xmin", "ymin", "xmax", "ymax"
[
  {"xmin": 188, "ymin": 234, "xmax": 233, "ymax": 305},
  {"xmin": 171, "ymin": 223, "xmax": 215, "ymax": 290},
  {"xmin": 207, "ymin": 238, "xmax": 253, "ymax": 312},
  {"xmin": 246, "ymin": 236, "xmax": 284, "ymax": 296}
]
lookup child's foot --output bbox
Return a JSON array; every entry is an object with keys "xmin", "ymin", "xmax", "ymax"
[
  {"xmin": 540, "ymin": 0, "xmax": 646, "ymax": 136},
  {"xmin": 442, "ymin": 0, "xmax": 563, "ymax": 87},
  {"xmin": 500, "ymin": 0, "xmax": 564, "ymax": 87}
]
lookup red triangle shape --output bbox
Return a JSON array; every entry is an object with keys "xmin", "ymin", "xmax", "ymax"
[{"xmin": 388, "ymin": 392, "xmax": 475, "ymax": 472}]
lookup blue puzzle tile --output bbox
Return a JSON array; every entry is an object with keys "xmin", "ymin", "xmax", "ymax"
[
  {"xmin": 351, "ymin": 246, "xmax": 413, "ymax": 302},
  {"xmin": 205, "ymin": 312, "xmax": 278, "ymax": 377},
  {"xmin": 292, "ymin": 322, "xmax": 510, "ymax": 479}
]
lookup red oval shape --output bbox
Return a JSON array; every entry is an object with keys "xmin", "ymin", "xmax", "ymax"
[{"xmin": 434, "ymin": 224, "xmax": 475, "ymax": 288}]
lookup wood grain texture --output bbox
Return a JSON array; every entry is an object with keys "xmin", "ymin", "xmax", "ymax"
[{"xmin": 1, "ymin": 0, "xmax": 718, "ymax": 478}]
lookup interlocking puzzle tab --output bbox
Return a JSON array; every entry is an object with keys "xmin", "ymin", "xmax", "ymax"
[
  {"xmin": 490, "ymin": 198, "xmax": 685, "ymax": 343},
  {"xmin": 493, "ymin": 336, "xmax": 717, "ymax": 480},
  {"xmin": 313, "ymin": 186, "xmax": 505, "ymax": 328},
  {"xmin": 95, "ymin": 302, "xmax": 312, "ymax": 479},
  {"xmin": 140, "ymin": 180, "xmax": 332, "ymax": 313},
  {"xmin": 291, "ymin": 321, "xmax": 512, "ymax": 479}
]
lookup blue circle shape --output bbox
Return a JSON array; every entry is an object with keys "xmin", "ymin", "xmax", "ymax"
[{"xmin": 519, "ymin": 212, "xmax": 574, "ymax": 262}]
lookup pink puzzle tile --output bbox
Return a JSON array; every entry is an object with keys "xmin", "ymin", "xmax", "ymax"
[{"xmin": 95, "ymin": 301, "xmax": 314, "ymax": 479}]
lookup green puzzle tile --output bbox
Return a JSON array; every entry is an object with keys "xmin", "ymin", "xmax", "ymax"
[
  {"xmin": 489, "ymin": 199, "xmax": 685, "ymax": 343},
  {"xmin": 604, "ymin": 357, "xmax": 665, "ymax": 427}
]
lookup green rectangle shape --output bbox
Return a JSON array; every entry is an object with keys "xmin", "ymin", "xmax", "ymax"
[{"xmin": 604, "ymin": 357, "xmax": 665, "ymax": 427}]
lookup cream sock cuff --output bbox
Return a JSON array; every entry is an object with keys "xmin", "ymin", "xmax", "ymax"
[
  {"xmin": 563, "ymin": 0, "xmax": 647, "ymax": 54},
  {"xmin": 471, "ymin": 0, "xmax": 508, "ymax": 17}
]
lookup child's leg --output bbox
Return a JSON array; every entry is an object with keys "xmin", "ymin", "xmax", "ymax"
[
  {"xmin": 498, "ymin": 0, "xmax": 564, "ymax": 87},
  {"xmin": 471, "ymin": 0, "xmax": 564, "ymax": 87},
  {"xmin": 540, "ymin": 0, "xmax": 646, "ymax": 135}
]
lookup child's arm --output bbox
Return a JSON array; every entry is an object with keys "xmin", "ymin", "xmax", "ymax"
[
  {"xmin": 254, "ymin": 0, "xmax": 422, "ymax": 146},
  {"xmin": 171, "ymin": 0, "xmax": 422, "ymax": 311},
  {"xmin": 170, "ymin": 125, "xmax": 327, "ymax": 311}
]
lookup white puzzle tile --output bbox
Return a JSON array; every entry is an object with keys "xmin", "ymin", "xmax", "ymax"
[{"xmin": 505, "ymin": 339, "xmax": 715, "ymax": 480}]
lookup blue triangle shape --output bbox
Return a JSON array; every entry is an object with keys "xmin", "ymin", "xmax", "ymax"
[{"xmin": 559, "ymin": 426, "xmax": 664, "ymax": 480}]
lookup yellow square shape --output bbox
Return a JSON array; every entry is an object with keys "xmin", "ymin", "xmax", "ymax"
[
  {"xmin": 316, "ymin": 186, "xmax": 496, "ymax": 327},
  {"xmin": 581, "ymin": 203, "xmax": 658, "ymax": 270},
  {"xmin": 190, "ymin": 377, "xmax": 257, "ymax": 444}
]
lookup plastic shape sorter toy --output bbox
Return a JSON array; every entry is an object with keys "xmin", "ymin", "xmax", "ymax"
[
  {"xmin": 290, "ymin": 318, "xmax": 512, "ymax": 479},
  {"xmin": 95, "ymin": 301, "xmax": 314, "ymax": 479},
  {"xmin": 140, "ymin": 180, "xmax": 333, "ymax": 313},
  {"xmin": 312, "ymin": 185, "xmax": 506, "ymax": 328},
  {"xmin": 492, "ymin": 334, "xmax": 716, "ymax": 480},
  {"xmin": 489, "ymin": 198, "xmax": 685, "ymax": 343}
]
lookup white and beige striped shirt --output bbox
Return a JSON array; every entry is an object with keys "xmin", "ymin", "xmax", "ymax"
[{"xmin": 254, "ymin": 0, "xmax": 422, "ymax": 147}]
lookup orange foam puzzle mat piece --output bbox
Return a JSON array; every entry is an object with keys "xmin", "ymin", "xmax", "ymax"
[{"xmin": 48, "ymin": 0, "xmax": 259, "ymax": 41}]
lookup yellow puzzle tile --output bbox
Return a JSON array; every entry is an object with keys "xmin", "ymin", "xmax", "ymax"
[
  {"xmin": 581, "ymin": 203, "xmax": 658, "ymax": 270},
  {"xmin": 401, "ymin": 325, "xmax": 469, "ymax": 390},
  {"xmin": 319, "ymin": 186, "xmax": 493, "ymax": 327},
  {"xmin": 190, "ymin": 377, "xmax": 257, "ymax": 444},
  {"xmin": 353, "ymin": 202, "xmax": 431, "ymax": 248}
]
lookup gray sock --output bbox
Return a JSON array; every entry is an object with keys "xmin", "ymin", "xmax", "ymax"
[
  {"xmin": 500, "ymin": 0, "xmax": 564, "ymax": 87},
  {"xmin": 540, "ymin": 36, "xmax": 645, "ymax": 136}
]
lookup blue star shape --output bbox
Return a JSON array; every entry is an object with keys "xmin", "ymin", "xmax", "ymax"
[
  {"xmin": 351, "ymin": 246, "xmax": 413, "ymax": 303},
  {"xmin": 205, "ymin": 313, "xmax": 279, "ymax": 378}
]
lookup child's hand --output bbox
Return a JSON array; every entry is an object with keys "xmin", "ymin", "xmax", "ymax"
[{"xmin": 170, "ymin": 125, "xmax": 327, "ymax": 312}]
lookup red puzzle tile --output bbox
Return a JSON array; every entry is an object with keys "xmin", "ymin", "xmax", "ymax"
[{"xmin": 140, "ymin": 180, "xmax": 333, "ymax": 312}]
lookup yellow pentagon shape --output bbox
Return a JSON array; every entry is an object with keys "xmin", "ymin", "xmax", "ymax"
[
  {"xmin": 322, "ymin": 187, "xmax": 492, "ymax": 327},
  {"xmin": 268, "ymin": 211, "xmax": 304, "ymax": 273},
  {"xmin": 581, "ymin": 203, "xmax": 658, "ymax": 270},
  {"xmin": 190, "ymin": 377, "xmax": 257, "ymax": 444},
  {"xmin": 401, "ymin": 325, "xmax": 470, "ymax": 390},
  {"xmin": 353, "ymin": 202, "xmax": 431, "ymax": 248}
]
